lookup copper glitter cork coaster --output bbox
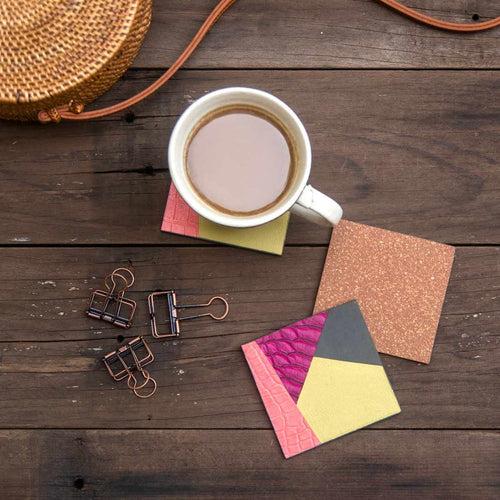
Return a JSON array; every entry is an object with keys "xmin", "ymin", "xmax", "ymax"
[{"xmin": 314, "ymin": 220, "xmax": 455, "ymax": 364}]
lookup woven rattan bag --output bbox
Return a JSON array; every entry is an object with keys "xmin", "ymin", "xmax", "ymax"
[
  {"xmin": 0, "ymin": 0, "xmax": 153, "ymax": 121},
  {"xmin": 0, "ymin": 0, "xmax": 498, "ymax": 123}
]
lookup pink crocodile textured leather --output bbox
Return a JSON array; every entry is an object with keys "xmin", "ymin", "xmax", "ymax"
[
  {"xmin": 242, "ymin": 341, "xmax": 320, "ymax": 458},
  {"xmin": 161, "ymin": 184, "xmax": 199, "ymax": 237},
  {"xmin": 256, "ymin": 311, "xmax": 328, "ymax": 402}
]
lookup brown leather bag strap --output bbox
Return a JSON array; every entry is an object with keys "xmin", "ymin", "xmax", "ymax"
[
  {"xmin": 378, "ymin": 0, "xmax": 500, "ymax": 32},
  {"xmin": 38, "ymin": 0, "xmax": 237, "ymax": 123},
  {"xmin": 38, "ymin": 0, "xmax": 499, "ymax": 123}
]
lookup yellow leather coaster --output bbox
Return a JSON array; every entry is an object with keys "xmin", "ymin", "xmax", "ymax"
[
  {"xmin": 297, "ymin": 357, "xmax": 400, "ymax": 442},
  {"xmin": 199, "ymin": 212, "xmax": 290, "ymax": 255}
]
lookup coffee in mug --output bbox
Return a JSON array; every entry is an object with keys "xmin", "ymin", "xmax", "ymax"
[
  {"xmin": 169, "ymin": 87, "xmax": 343, "ymax": 228},
  {"xmin": 185, "ymin": 106, "xmax": 296, "ymax": 215}
]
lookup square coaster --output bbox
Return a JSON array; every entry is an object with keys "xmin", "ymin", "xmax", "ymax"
[
  {"xmin": 242, "ymin": 301, "xmax": 400, "ymax": 459},
  {"xmin": 314, "ymin": 220, "xmax": 455, "ymax": 363},
  {"xmin": 161, "ymin": 183, "xmax": 290, "ymax": 255}
]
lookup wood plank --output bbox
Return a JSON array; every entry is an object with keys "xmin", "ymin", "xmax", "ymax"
[
  {"xmin": 134, "ymin": 0, "xmax": 500, "ymax": 69},
  {"xmin": 0, "ymin": 246, "xmax": 498, "ymax": 429},
  {"xmin": 1, "ymin": 70, "xmax": 498, "ymax": 245},
  {"xmin": 0, "ymin": 429, "xmax": 498, "ymax": 498}
]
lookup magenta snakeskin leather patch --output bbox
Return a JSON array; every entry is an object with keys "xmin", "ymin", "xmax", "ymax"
[{"xmin": 256, "ymin": 311, "xmax": 328, "ymax": 402}]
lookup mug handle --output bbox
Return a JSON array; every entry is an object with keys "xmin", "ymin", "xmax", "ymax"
[{"xmin": 291, "ymin": 185, "xmax": 343, "ymax": 226}]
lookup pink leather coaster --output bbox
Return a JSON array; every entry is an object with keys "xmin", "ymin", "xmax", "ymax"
[
  {"xmin": 242, "ymin": 341, "xmax": 320, "ymax": 458},
  {"xmin": 161, "ymin": 183, "xmax": 290, "ymax": 255},
  {"xmin": 315, "ymin": 220, "xmax": 455, "ymax": 363},
  {"xmin": 161, "ymin": 183, "xmax": 199, "ymax": 237}
]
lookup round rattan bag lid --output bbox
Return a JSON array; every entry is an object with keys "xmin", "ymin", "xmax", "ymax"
[{"xmin": 0, "ymin": 0, "xmax": 152, "ymax": 120}]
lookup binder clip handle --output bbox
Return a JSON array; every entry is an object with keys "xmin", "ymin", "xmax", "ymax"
[
  {"xmin": 105, "ymin": 267, "xmax": 135, "ymax": 292},
  {"xmin": 127, "ymin": 369, "xmax": 158, "ymax": 399},
  {"xmin": 179, "ymin": 296, "xmax": 229, "ymax": 321}
]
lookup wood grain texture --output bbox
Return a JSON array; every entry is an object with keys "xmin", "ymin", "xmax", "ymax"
[
  {"xmin": 1, "ymin": 3, "xmax": 499, "ymax": 495},
  {"xmin": 134, "ymin": 0, "xmax": 500, "ymax": 69},
  {"xmin": 1, "ymin": 70, "xmax": 498, "ymax": 245},
  {"xmin": 0, "ymin": 429, "xmax": 498, "ymax": 499},
  {"xmin": 0, "ymin": 246, "xmax": 497, "ymax": 429}
]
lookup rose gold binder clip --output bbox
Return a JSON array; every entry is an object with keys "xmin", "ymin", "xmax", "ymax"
[
  {"xmin": 147, "ymin": 291, "xmax": 229, "ymax": 339},
  {"xmin": 103, "ymin": 336, "xmax": 157, "ymax": 399},
  {"xmin": 87, "ymin": 268, "xmax": 136, "ymax": 329}
]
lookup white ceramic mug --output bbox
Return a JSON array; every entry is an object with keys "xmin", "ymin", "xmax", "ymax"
[{"xmin": 168, "ymin": 87, "xmax": 342, "ymax": 228}]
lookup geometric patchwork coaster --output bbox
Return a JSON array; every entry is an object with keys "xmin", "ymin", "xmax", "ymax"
[
  {"xmin": 242, "ymin": 301, "xmax": 401, "ymax": 458},
  {"xmin": 314, "ymin": 220, "xmax": 455, "ymax": 363},
  {"xmin": 161, "ymin": 183, "xmax": 290, "ymax": 255}
]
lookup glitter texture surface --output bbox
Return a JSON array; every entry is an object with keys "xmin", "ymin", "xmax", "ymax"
[{"xmin": 314, "ymin": 220, "xmax": 455, "ymax": 363}]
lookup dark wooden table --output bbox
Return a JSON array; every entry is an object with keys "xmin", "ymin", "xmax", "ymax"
[{"xmin": 1, "ymin": 1, "xmax": 499, "ymax": 498}]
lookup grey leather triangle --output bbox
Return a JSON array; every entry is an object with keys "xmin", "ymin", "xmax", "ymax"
[{"xmin": 314, "ymin": 300, "xmax": 382, "ymax": 366}]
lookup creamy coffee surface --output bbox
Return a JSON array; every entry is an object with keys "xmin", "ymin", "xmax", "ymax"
[{"xmin": 186, "ymin": 109, "xmax": 292, "ymax": 214}]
